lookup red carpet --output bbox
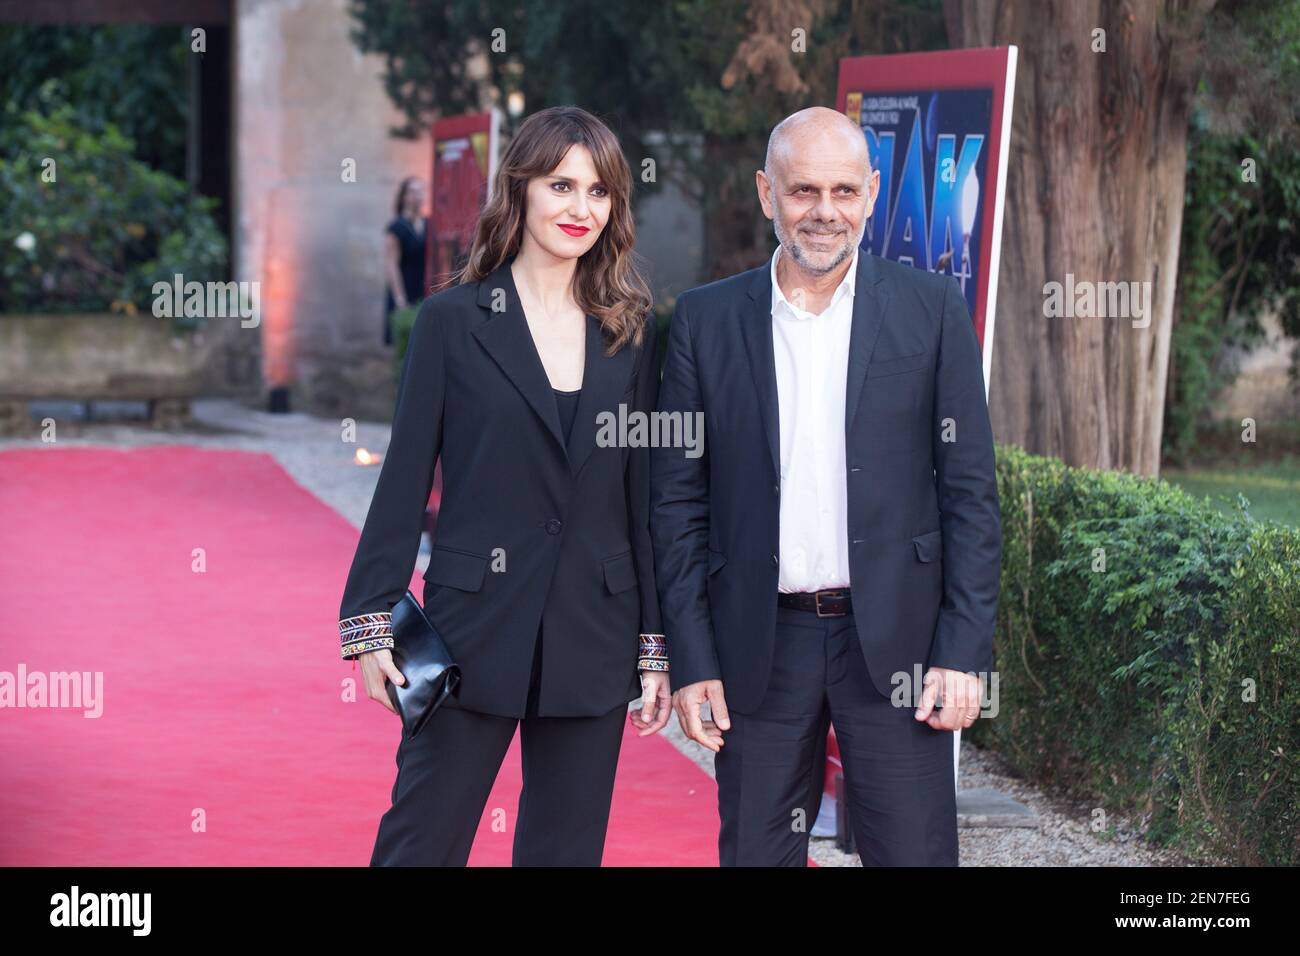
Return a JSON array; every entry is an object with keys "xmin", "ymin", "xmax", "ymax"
[{"xmin": 0, "ymin": 445, "xmax": 729, "ymax": 866}]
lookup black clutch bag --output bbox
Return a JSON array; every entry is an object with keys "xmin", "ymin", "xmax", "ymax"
[{"xmin": 385, "ymin": 590, "xmax": 461, "ymax": 738}]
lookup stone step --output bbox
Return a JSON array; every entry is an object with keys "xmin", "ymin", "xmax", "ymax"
[{"xmin": 958, "ymin": 786, "xmax": 1039, "ymax": 828}]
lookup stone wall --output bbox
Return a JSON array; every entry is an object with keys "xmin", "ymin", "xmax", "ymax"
[
  {"xmin": 234, "ymin": 0, "xmax": 431, "ymax": 423},
  {"xmin": 1209, "ymin": 310, "xmax": 1300, "ymax": 424}
]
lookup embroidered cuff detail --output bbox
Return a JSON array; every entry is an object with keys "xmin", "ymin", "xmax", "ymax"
[
  {"xmin": 340, "ymin": 612, "xmax": 394, "ymax": 659},
  {"xmin": 638, "ymin": 633, "xmax": 667, "ymax": 671}
]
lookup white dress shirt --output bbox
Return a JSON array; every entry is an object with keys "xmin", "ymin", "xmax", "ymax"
[{"xmin": 770, "ymin": 243, "xmax": 858, "ymax": 593}]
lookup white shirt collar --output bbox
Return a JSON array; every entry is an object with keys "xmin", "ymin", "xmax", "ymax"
[{"xmin": 770, "ymin": 243, "xmax": 859, "ymax": 320}]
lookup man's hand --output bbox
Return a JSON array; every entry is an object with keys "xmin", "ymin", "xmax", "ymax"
[
  {"xmin": 672, "ymin": 680, "xmax": 730, "ymax": 752},
  {"xmin": 630, "ymin": 670, "xmax": 672, "ymax": 736},
  {"xmin": 914, "ymin": 666, "xmax": 982, "ymax": 731},
  {"xmin": 359, "ymin": 648, "xmax": 406, "ymax": 714}
]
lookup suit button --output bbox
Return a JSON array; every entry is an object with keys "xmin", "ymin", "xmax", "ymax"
[
  {"xmin": 773, "ymin": 484, "xmax": 780, "ymax": 496},
  {"xmin": 545, "ymin": 518, "xmax": 562, "ymax": 535},
  {"xmin": 770, "ymin": 553, "xmax": 779, "ymax": 567}
]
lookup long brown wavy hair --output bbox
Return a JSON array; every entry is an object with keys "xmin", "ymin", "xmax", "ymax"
[{"xmin": 449, "ymin": 105, "xmax": 652, "ymax": 354}]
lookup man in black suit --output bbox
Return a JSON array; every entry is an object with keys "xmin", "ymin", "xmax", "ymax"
[{"xmin": 651, "ymin": 107, "xmax": 1001, "ymax": 866}]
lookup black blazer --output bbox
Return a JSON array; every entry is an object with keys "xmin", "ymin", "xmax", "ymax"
[
  {"xmin": 650, "ymin": 252, "xmax": 1001, "ymax": 711},
  {"xmin": 338, "ymin": 258, "xmax": 662, "ymax": 718}
]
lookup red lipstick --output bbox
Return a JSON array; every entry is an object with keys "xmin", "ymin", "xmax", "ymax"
[{"xmin": 558, "ymin": 224, "xmax": 590, "ymax": 237}]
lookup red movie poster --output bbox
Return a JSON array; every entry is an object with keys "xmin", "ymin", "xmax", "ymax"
[{"xmin": 427, "ymin": 110, "xmax": 501, "ymax": 291}]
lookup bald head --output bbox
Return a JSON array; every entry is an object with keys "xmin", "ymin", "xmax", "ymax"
[
  {"xmin": 756, "ymin": 106, "xmax": 879, "ymax": 276},
  {"xmin": 764, "ymin": 107, "xmax": 870, "ymax": 182}
]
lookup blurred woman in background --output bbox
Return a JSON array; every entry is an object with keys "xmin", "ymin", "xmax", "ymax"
[{"xmin": 383, "ymin": 175, "xmax": 430, "ymax": 344}]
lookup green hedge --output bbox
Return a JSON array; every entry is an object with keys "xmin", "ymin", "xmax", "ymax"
[
  {"xmin": 390, "ymin": 303, "xmax": 420, "ymax": 372},
  {"xmin": 0, "ymin": 103, "xmax": 227, "ymax": 325},
  {"xmin": 970, "ymin": 445, "xmax": 1300, "ymax": 865}
]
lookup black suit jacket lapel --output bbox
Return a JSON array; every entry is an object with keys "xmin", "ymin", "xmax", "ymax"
[
  {"xmin": 472, "ymin": 261, "xmax": 636, "ymax": 475},
  {"xmin": 566, "ymin": 315, "xmax": 635, "ymax": 477},
  {"xmin": 845, "ymin": 251, "xmax": 890, "ymax": 436},
  {"xmin": 741, "ymin": 264, "xmax": 780, "ymax": 479},
  {"xmin": 472, "ymin": 261, "xmax": 569, "ymax": 460}
]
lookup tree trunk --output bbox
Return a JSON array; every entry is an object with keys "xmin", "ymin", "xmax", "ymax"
[{"xmin": 945, "ymin": 0, "xmax": 1212, "ymax": 476}]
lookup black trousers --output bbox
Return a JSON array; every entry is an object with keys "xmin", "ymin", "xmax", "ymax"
[
  {"xmin": 370, "ymin": 626, "xmax": 627, "ymax": 866},
  {"xmin": 714, "ymin": 605, "xmax": 958, "ymax": 866}
]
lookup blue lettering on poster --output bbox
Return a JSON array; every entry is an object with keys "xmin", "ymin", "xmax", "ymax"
[{"xmin": 854, "ymin": 89, "xmax": 992, "ymax": 316}]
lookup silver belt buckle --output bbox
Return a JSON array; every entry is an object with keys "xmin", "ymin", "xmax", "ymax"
[{"xmin": 815, "ymin": 589, "xmax": 845, "ymax": 617}]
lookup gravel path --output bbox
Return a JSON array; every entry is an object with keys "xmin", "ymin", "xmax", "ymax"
[{"xmin": 1, "ymin": 398, "xmax": 1219, "ymax": 867}]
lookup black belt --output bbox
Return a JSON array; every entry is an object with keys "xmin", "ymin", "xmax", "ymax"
[{"xmin": 777, "ymin": 587, "xmax": 852, "ymax": 617}]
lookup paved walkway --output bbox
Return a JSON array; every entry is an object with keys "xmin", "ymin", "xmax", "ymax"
[{"xmin": 2, "ymin": 398, "xmax": 1218, "ymax": 866}]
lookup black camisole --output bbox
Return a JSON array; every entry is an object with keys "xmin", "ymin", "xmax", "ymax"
[{"xmin": 553, "ymin": 387, "xmax": 581, "ymax": 445}]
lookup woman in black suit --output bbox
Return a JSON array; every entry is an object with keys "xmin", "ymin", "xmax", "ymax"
[{"xmin": 337, "ymin": 105, "xmax": 671, "ymax": 866}]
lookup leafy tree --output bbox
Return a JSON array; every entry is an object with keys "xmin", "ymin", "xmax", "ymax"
[
  {"xmin": 0, "ymin": 103, "xmax": 227, "ymax": 323},
  {"xmin": 351, "ymin": 0, "xmax": 1297, "ymax": 473},
  {"xmin": 0, "ymin": 24, "xmax": 190, "ymax": 178},
  {"xmin": 948, "ymin": 0, "xmax": 1298, "ymax": 475},
  {"xmin": 1164, "ymin": 0, "xmax": 1300, "ymax": 461},
  {"xmin": 347, "ymin": 0, "xmax": 946, "ymax": 280},
  {"xmin": 0, "ymin": 24, "xmax": 225, "ymax": 324}
]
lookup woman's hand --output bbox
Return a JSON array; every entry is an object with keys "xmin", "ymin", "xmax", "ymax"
[
  {"xmin": 630, "ymin": 670, "xmax": 672, "ymax": 736},
  {"xmin": 359, "ymin": 649, "xmax": 406, "ymax": 714}
]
